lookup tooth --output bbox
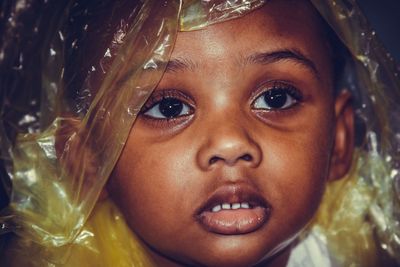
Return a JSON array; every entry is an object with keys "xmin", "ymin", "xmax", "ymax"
[
  {"xmin": 211, "ymin": 205, "xmax": 221, "ymax": 212},
  {"xmin": 222, "ymin": 203, "xmax": 231, "ymax": 210},
  {"xmin": 231, "ymin": 203, "xmax": 241, "ymax": 209},
  {"xmin": 241, "ymin": 202, "xmax": 250, "ymax": 209}
]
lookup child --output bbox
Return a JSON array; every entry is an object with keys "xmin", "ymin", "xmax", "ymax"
[{"xmin": 0, "ymin": 0, "xmax": 399, "ymax": 266}]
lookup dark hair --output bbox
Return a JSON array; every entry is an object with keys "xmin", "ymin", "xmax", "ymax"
[
  {"xmin": 63, "ymin": 0, "xmax": 141, "ymax": 116},
  {"xmin": 315, "ymin": 8, "xmax": 351, "ymax": 95}
]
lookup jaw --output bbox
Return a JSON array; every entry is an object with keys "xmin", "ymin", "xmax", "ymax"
[{"xmin": 141, "ymin": 219, "xmax": 297, "ymax": 267}]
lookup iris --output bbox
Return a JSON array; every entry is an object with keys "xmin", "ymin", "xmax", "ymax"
[{"xmin": 158, "ymin": 98, "xmax": 184, "ymax": 118}]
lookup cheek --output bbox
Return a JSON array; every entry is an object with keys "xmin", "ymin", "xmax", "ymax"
[
  {"xmin": 259, "ymin": 116, "xmax": 333, "ymax": 232},
  {"xmin": 107, "ymin": 134, "xmax": 200, "ymax": 241}
]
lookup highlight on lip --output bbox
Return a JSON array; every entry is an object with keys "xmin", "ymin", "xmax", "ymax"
[{"xmin": 198, "ymin": 205, "xmax": 270, "ymax": 235}]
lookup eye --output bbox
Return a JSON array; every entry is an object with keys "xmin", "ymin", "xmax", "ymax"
[
  {"xmin": 143, "ymin": 97, "xmax": 192, "ymax": 119},
  {"xmin": 252, "ymin": 87, "xmax": 301, "ymax": 110}
]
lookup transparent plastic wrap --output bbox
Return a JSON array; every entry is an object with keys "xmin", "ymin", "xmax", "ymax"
[
  {"xmin": 0, "ymin": 0, "xmax": 182, "ymax": 249},
  {"xmin": 309, "ymin": 1, "xmax": 400, "ymax": 266},
  {"xmin": 0, "ymin": 0, "xmax": 399, "ymax": 266},
  {"xmin": 179, "ymin": 0, "xmax": 266, "ymax": 30}
]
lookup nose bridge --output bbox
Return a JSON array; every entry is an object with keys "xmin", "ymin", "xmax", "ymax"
[
  {"xmin": 196, "ymin": 112, "xmax": 262, "ymax": 170},
  {"xmin": 213, "ymin": 115, "xmax": 248, "ymax": 145}
]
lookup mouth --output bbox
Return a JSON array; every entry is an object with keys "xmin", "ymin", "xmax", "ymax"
[{"xmin": 195, "ymin": 184, "xmax": 271, "ymax": 235}]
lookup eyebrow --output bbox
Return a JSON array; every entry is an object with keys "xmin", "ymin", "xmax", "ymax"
[
  {"xmin": 163, "ymin": 49, "xmax": 320, "ymax": 80},
  {"xmin": 243, "ymin": 49, "xmax": 320, "ymax": 80},
  {"xmin": 165, "ymin": 58, "xmax": 198, "ymax": 73}
]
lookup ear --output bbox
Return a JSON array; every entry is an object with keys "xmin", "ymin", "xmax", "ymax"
[{"xmin": 328, "ymin": 90, "xmax": 355, "ymax": 181}]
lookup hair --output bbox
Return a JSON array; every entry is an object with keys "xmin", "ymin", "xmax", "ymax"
[
  {"xmin": 63, "ymin": 0, "xmax": 141, "ymax": 116},
  {"xmin": 314, "ymin": 6, "xmax": 350, "ymax": 96}
]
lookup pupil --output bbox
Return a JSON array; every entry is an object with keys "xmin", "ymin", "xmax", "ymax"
[
  {"xmin": 264, "ymin": 89, "xmax": 287, "ymax": 109},
  {"xmin": 159, "ymin": 98, "xmax": 183, "ymax": 118}
]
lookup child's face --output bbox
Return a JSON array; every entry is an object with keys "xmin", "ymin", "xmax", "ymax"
[{"xmin": 107, "ymin": 1, "xmax": 353, "ymax": 266}]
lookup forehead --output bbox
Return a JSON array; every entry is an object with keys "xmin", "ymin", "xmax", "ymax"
[{"xmin": 172, "ymin": 0, "xmax": 327, "ymax": 67}]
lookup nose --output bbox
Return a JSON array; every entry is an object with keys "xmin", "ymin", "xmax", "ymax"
[{"xmin": 196, "ymin": 119, "xmax": 262, "ymax": 171}]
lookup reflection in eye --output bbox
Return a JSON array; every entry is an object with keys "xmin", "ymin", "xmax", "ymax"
[
  {"xmin": 144, "ymin": 98, "xmax": 191, "ymax": 119},
  {"xmin": 253, "ymin": 88, "xmax": 301, "ymax": 110}
]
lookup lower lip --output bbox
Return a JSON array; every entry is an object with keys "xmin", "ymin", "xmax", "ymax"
[{"xmin": 198, "ymin": 207, "xmax": 269, "ymax": 235}]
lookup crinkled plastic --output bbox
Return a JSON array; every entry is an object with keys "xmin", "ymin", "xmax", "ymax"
[
  {"xmin": 180, "ymin": 0, "xmax": 265, "ymax": 30},
  {"xmin": 1, "ymin": 0, "xmax": 182, "ymax": 247},
  {"xmin": 309, "ymin": 1, "xmax": 400, "ymax": 265},
  {"xmin": 0, "ymin": 0, "xmax": 399, "ymax": 266}
]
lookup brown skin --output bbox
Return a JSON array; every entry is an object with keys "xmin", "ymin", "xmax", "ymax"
[{"xmin": 107, "ymin": 1, "xmax": 354, "ymax": 266}]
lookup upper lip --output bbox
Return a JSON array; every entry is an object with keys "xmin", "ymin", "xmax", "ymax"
[{"xmin": 195, "ymin": 183, "xmax": 271, "ymax": 216}]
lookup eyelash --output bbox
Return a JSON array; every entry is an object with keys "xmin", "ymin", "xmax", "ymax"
[
  {"xmin": 251, "ymin": 81, "xmax": 303, "ymax": 111},
  {"xmin": 140, "ymin": 89, "xmax": 194, "ymax": 121}
]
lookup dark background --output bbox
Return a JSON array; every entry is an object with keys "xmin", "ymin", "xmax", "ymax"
[{"xmin": 359, "ymin": 0, "xmax": 400, "ymax": 66}]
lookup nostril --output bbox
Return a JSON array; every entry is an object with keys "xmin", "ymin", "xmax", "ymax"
[
  {"xmin": 208, "ymin": 154, "xmax": 253, "ymax": 166},
  {"xmin": 209, "ymin": 156, "xmax": 222, "ymax": 165},
  {"xmin": 240, "ymin": 154, "xmax": 253, "ymax": 161}
]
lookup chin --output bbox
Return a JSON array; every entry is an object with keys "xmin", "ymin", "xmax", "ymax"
[
  {"xmin": 186, "ymin": 235, "xmax": 277, "ymax": 267},
  {"xmin": 194, "ymin": 254, "xmax": 264, "ymax": 267}
]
